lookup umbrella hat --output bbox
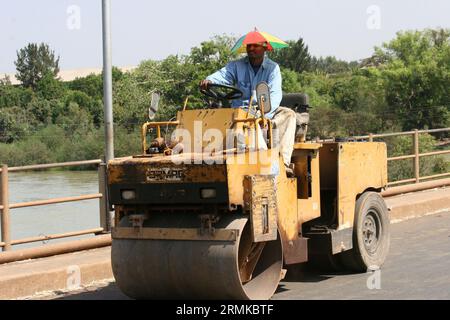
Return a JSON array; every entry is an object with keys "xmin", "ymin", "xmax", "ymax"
[{"xmin": 231, "ymin": 29, "xmax": 288, "ymax": 54}]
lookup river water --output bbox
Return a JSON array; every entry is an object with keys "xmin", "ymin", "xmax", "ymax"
[{"xmin": 1, "ymin": 171, "xmax": 101, "ymax": 250}]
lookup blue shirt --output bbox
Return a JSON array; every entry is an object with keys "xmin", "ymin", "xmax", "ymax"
[{"xmin": 206, "ymin": 56, "xmax": 282, "ymax": 119}]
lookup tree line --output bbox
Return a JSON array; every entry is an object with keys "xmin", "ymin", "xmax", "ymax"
[{"xmin": 0, "ymin": 29, "xmax": 448, "ymax": 179}]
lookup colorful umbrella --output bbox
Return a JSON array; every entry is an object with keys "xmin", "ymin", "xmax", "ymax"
[{"xmin": 231, "ymin": 28, "xmax": 288, "ymax": 54}]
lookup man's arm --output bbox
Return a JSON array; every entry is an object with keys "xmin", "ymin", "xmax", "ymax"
[
  {"xmin": 205, "ymin": 62, "xmax": 236, "ymax": 86},
  {"xmin": 266, "ymin": 64, "xmax": 282, "ymax": 119}
]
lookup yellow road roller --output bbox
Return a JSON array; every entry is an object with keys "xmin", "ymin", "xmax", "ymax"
[{"xmin": 107, "ymin": 84, "xmax": 390, "ymax": 299}]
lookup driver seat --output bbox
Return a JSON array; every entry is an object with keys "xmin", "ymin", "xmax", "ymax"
[{"xmin": 280, "ymin": 93, "xmax": 311, "ymax": 142}]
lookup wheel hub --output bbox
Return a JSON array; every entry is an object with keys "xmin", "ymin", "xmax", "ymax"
[{"xmin": 362, "ymin": 211, "xmax": 380, "ymax": 254}]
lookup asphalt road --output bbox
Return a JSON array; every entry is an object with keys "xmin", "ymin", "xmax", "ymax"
[{"xmin": 47, "ymin": 210, "xmax": 450, "ymax": 300}]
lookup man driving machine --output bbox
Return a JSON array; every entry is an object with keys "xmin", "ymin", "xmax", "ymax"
[{"xmin": 200, "ymin": 39, "xmax": 297, "ymax": 175}]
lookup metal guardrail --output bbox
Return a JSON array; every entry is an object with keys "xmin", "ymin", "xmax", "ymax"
[
  {"xmin": 0, "ymin": 159, "xmax": 110, "ymax": 252},
  {"xmin": 0, "ymin": 128, "xmax": 448, "ymax": 255},
  {"xmin": 352, "ymin": 128, "xmax": 450, "ymax": 186}
]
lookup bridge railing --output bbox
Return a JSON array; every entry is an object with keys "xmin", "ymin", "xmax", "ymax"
[
  {"xmin": 0, "ymin": 160, "xmax": 110, "ymax": 252},
  {"xmin": 352, "ymin": 128, "xmax": 450, "ymax": 186},
  {"xmin": 1, "ymin": 128, "xmax": 449, "ymax": 254}
]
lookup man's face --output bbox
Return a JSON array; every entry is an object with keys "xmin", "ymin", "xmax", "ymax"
[{"xmin": 246, "ymin": 43, "xmax": 267, "ymax": 59}]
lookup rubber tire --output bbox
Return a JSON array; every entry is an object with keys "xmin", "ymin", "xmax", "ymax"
[{"xmin": 339, "ymin": 192, "xmax": 390, "ymax": 272}]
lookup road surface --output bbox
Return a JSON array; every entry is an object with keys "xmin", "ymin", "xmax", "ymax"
[{"xmin": 37, "ymin": 210, "xmax": 450, "ymax": 300}]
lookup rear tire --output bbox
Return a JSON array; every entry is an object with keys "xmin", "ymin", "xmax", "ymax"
[{"xmin": 339, "ymin": 192, "xmax": 390, "ymax": 272}]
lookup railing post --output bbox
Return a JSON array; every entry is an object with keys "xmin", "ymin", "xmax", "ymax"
[
  {"xmin": 98, "ymin": 157, "xmax": 111, "ymax": 232},
  {"xmin": 369, "ymin": 133, "xmax": 374, "ymax": 142},
  {"xmin": 413, "ymin": 129, "xmax": 420, "ymax": 183},
  {"xmin": 1, "ymin": 165, "xmax": 11, "ymax": 251}
]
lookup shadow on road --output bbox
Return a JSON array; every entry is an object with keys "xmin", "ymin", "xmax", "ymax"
[
  {"xmin": 282, "ymin": 262, "xmax": 356, "ymax": 284},
  {"xmin": 54, "ymin": 282, "xmax": 130, "ymax": 300}
]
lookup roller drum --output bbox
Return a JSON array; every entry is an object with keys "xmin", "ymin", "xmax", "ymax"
[{"xmin": 111, "ymin": 214, "xmax": 283, "ymax": 300}]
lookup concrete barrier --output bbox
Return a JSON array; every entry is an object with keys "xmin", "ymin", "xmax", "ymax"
[
  {"xmin": 385, "ymin": 187, "xmax": 450, "ymax": 223},
  {"xmin": 0, "ymin": 247, "xmax": 112, "ymax": 300}
]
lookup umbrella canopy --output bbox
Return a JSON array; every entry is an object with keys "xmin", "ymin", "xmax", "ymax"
[{"xmin": 231, "ymin": 29, "xmax": 288, "ymax": 54}]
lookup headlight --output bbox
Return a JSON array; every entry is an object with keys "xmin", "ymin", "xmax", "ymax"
[
  {"xmin": 121, "ymin": 189, "xmax": 136, "ymax": 200},
  {"xmin": 200, "ymin": 188, "xmax": 216, "ymax": 199}
]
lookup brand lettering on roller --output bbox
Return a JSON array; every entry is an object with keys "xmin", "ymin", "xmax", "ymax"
[{"xmin": 146, "ymin": 168, "xmax": 184, "ymax": 181}]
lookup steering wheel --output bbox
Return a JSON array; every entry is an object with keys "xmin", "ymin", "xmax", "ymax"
[{"xmin": 200, "ymin": 83, "xmax": 243, "ymax": 101}]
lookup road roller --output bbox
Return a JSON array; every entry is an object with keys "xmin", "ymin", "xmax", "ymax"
[{"xmin": 107, "ymin": 83, "xmax": 390, "ymax": 299}]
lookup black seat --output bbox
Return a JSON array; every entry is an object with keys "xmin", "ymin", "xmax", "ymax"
[
  {"xmin": 280, "ymin": 93, "xmax": 310, "ymax": 111},
  {"xmin": 281, "ymin": 93, "xmax": 311, "ymax": 143}
]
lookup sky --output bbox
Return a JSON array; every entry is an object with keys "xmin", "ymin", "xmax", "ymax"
[{"xmin": 1, "ymin": 0, "xmax": 449, "ymax": 73}]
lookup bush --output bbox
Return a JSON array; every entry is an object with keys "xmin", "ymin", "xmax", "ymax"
[
  {"xmin": 308, "ymin": 107, "xmax": 383, "ymax": 139},
  {"xmin": 0, "ymin": 106, "xmax": 31, "ymax": 143},
  {"xmin": 113, "ymin": 75, "xmax": 149, "ymax": 131},
  {"xmin": 67, "ymin": 74, "xmax": 103, "ymax": 100},
  {"xmin": 55, "ymin": 102, "xmax": 94, "ymax": 134},
  {"xmin": 26, "ymin": 97, "xmax": 53, "ymax": 126},
  {"xmin": 0, "ymin": 83, "xmax": 34, "ymax": 109},
  {"xmin": 56, "ymin": 129, "xmax": 103, "ymax": 163},
  {"xmin": 35, "ymin": 125, "xmax": 67, "ymax": 153},
  {"xmin": 0, "ymin": 139, "xmax": 52, "ymax": 166},
  {"xmin": 64, "ymin": 90, "xmax": 103, "ymax": 126},
  {"xmin": 35, "ymin": 72, "xmax": 65, "ymax": 100},
  {"xmin": 114, "ymin": 126, "xmax": 142, "ymax": 157}
]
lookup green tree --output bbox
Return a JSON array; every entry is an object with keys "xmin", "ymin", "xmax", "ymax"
[
  {"xmin": 309, "ymin": 106, "xmax": 347, "ymax": 138},
  {"xmin": 26, "ymin": 97, "xmax": 53, "ymax": 126},
  {"xmin": 132, "ymin": 56, "xmax": 188, "ymax": 107},
  {"xmin": 35, "ymin": 72, "xmax": 65, "ymax": 100},
  {"xmin": 0, "ymin": 82, "xmax": 34, "ymax": 109},
  {"xmin": 269, "ymin": 38, "xmax": 311, "ymax": 73},
  {"xmin": 132, "ymin": 35, "xmax": 241, "ymax": 121},
  {"xmin": 296, "ymin": 72, "xmax": 335, "ymax": 107},
  {"xmin": 188, "ymin": 35, "xmax": 237, "ymax": 69},
  {"xmin": 186, "ymin": 35, "xmax": 239, "ymax": 104},
  {"xmin": 374, "ymin": 29, "xmax": 450, "ymax": 130},
  {"xmin": 309, "ymin": 56, "xmax": 358, "ymax": 74},
  {"xmin": 64, "ymin": 90, "xmax": 103, "ymax": 126},
  {"xmin": 0, "ymin": 74, "xmax": 12, "ymax": 86},
  {"xmin": 67, "ymin": 73, "xmax": 103, "ymax": 99},
  {"xmin": 0, "ymin": 106, "xmax": 31, "ymax": 143},
  {"xmin": 329, "ymin": 74, "xmax": 386, "ymax": 114},
  {"xmin": 280, "ymin": 68, "xmax": 335, "ymax": 108},
  {"xmin": 55, "ymin": 102, "xmax": 94, "ymax": 134},
  {"xmin": 15, "ymin": 43, "xmax": 60, "ymax": 89},
  {"xmin": 280, "ymin": 68, "xmax": 302, "ymax": 93},
  {"xmin": 113, "ymin": 74, "xmax": 149, "ymax": 131}
]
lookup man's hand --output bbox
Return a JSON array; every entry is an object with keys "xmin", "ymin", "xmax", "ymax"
[{"xmin": 199, "ymin": 79, "xmax": 212, "ymax": 91}]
